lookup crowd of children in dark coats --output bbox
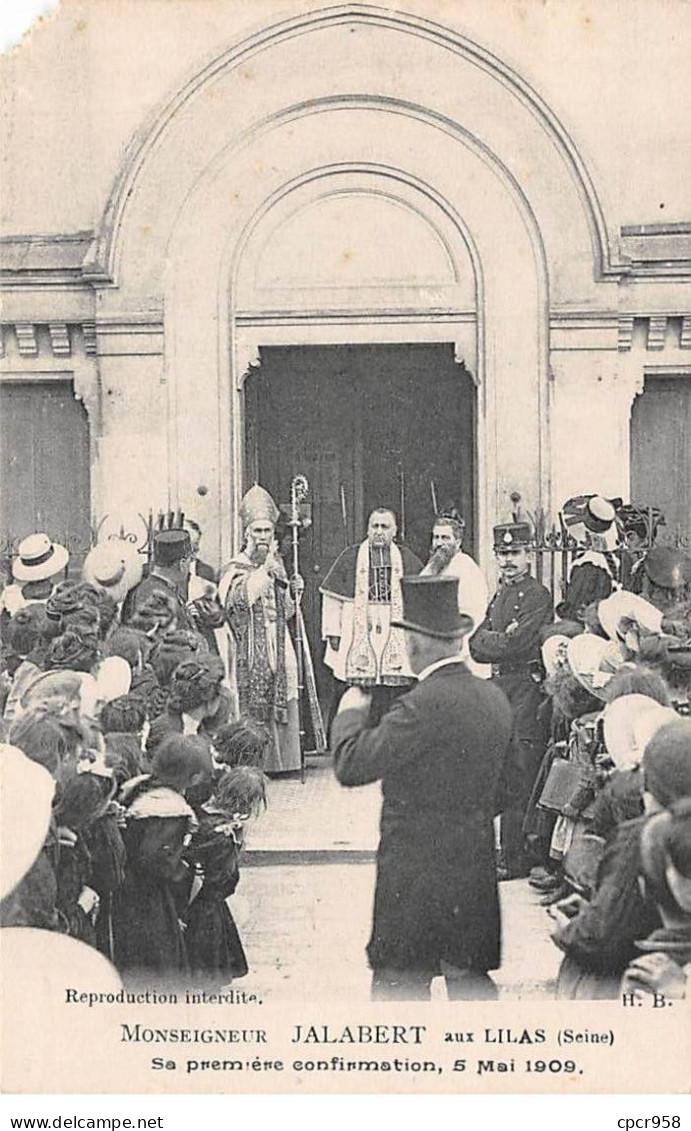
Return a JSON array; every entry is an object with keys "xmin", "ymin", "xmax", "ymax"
[
  {"xmin": 2, "ymin": 499, "xmax": 691, "ymax": 1002},
  {"xmin": 0, "ymin": 534, "xmax": 271, "ymax": 990}
]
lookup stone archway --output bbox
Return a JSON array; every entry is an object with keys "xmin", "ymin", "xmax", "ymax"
[{"xmin": 88, "ymin": 4, "xmax": 607, "ymax": 567}]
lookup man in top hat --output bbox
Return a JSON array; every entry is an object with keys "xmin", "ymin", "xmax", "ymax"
[
  {"xmin": 332, "ymin": 575, "xmax": 513, "ymax": 1001},
  {"xmin": 320, "ymin": 508, "xmax": 422, "ymax": 725},
  {"xmin": 420, "ymin": 506, "xmax": 489, "ymax": 677},
  {"xmin": 122, "ymin": 529, "xmax": 196, "ymax": 634},
  {"xmin": 1, "ymin": 533, "xmax": 69, "ymax": 620},
  {"xmin": 218, "ymin": 485, "xmax": 301, "ymax": 774},
  {"xmin": 469, "ymin": 522, "xmax": 554, "ymax": 879}
]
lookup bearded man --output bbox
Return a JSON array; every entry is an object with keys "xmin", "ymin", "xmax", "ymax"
[
  {"xmin": 320, "ymin": 508, "xmax": 422, "ymax": 724},
  {"xmin": 218, "ymin": 485, "xmax": 301, "ymax": 774},
  {"xmin": 420, "ymin": 508, "xmax": 489, "ymax": 678}
]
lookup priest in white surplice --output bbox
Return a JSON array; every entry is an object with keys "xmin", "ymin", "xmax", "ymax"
[{"xmin": 320, "ymin": 508, "xmax": 422, "ymax": 725}]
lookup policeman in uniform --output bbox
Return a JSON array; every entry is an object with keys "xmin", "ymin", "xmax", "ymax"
[
  {"xmin": 122, "ymin": 528, "xmax": 196, "ymax": 634},
  {"xmin": 469, "ymin": 522, "xmax": 554, "ymax": 879}
]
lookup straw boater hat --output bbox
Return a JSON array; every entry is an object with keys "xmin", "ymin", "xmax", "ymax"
[
  {"xmin": 566, "ymin": 633, "xmax": 628, "ymax": 700},
  {"xmin": 12, "ymin": 533, "xmax": 69, "ymax": 583},
  {"xmin": 603, "ymin": 694, "xmax": 678, "ymax": 772}
]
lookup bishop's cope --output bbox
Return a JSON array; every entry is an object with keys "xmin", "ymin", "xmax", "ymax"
[
  {"xmin": 218, "ymin": 485, "xmax": 302, "ymax": 775},
  {"xmin": 319, "ymin": 508, "xmax": 422, "ymax": 725}
]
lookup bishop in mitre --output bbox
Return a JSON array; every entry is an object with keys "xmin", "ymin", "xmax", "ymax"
[{"xmin": 218, "ymin": 485, "xmax": 301, "ymax": 774}]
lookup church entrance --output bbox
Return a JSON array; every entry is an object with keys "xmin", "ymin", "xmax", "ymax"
[{"xmin": 243, "ymin": 342, "xmax": 476, "ymax": 698}]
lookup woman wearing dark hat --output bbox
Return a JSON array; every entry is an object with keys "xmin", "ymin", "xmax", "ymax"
[{"xmin": 558, "ymin": 495, "xmax": 620, "ymax": 624}]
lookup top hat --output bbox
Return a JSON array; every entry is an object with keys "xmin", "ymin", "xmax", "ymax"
[
  {"xmin": 493, "ymin": 522, "xmax": 533, "ymax": 551},
  {"xmin": 153, "ymin": 529, "xmax": 192, "ymax": 567},
  {"xmin": 12, "ymin": 533, "xmax": 69, "ymax": 583},
  {"xmin": 239, "ymin": 484, "xmax": 280, "ymax": 530},
  {"xmin": 643, "ymin": 547, "xmax": 691, "ymax": 591},
  {"xmin": 391, "ymin": 575, "xmax": 474, "ymax": 639}
]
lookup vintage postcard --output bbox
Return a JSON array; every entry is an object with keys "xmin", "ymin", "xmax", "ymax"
[{"xmin": 1, "ymin": 0, "xmax": 690, "ymax": 1097}]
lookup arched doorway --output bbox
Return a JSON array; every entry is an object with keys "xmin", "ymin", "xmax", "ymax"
[
  {"xmin": 243, "ymin": 342, "xmax": 476, "ymax": 688},
  {"xmin": 90, "ymin": 4, "xmax": 609, "ymax": 565}
]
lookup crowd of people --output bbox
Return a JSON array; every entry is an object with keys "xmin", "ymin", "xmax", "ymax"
[
  {"xmin": 0, "ymin": 517, "xmax": 273, "ymax": 989},
  {"xmin": 1, "ymin": 486, "xmax": 691, "ymax": 1002}
]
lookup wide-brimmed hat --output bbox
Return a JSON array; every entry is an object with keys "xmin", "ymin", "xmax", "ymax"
[
  {"xmin": 603, "ymin": 694, "xmax": 678, "ymax": 771},
  {"xmin": 567, "ymin": 633, "xmax": 628, "ymax": 700},
  {"xmin": 541, "ymin": 634, "xmax": 572, "ymax": 678},
  {"xmin": 12, "ymin": 533, "xmax": 69, "ymax": 583},
  {"xmin": 82, "ymin": 544, "xmax": 132, "ymax": 604},
  {"xmin": 391, "ymin": 576, "xmax": 474, "ymax": 639},
  {"xmin": 598, "ymin": 590, "xmax": 663, "ymax": 652},
  {"xmin": 0, "ymin": 744, "xmax": 56, "ymax": 900}
]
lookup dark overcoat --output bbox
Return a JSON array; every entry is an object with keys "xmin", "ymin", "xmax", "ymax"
[{"xmin": 331, "ymin": 661, "xmax": 513, "ymax": 973}]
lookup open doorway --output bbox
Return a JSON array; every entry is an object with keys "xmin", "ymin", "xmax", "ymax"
[{"xmin": 243, "ymin": 342, "xmax": 476, "ymax": 697}]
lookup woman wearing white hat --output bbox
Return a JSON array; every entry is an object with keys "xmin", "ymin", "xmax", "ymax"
[{"xmin": 1, "ymin": 532, "xmax": 69, "ymax": 619}]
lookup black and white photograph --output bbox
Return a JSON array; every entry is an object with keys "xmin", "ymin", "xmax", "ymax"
[{"xmin": 0, "ymin": 0, "xmax": 690, "ymax": 1097}]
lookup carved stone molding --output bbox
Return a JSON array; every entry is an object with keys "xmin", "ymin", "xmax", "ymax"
[
  {"xmin": 618, "ymin": 315, "xmax": 635, "ymax": 352},
  {"xmin": 48, "ymin": 322, "xmax": 71, "ymax": 357},
  {"xmin": 82, "ymin": 323, "xmax": 98, "ymax": 355},
  {"xmin": 15, "ymin": 323, "xmax": 38, "ymax": 357},
  {"xmin": 681, "ymin": 316, "xmax": 691, "ymax": 350},
  {"xmin": 647, "ymin": 315, "xmax": 667, "ymax": 351}
]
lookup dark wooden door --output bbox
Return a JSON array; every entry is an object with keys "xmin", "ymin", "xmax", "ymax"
[
  {"xmin": 244, "ymin": 343, "xmax": 476, "ymax": 703},
  {"xmin": 631, "ymin": 376, "xmax": 691, "ymax": 542},
  {"xmin": 0, "ymin": 381, "xmax": 91, "ymax": 576}
]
